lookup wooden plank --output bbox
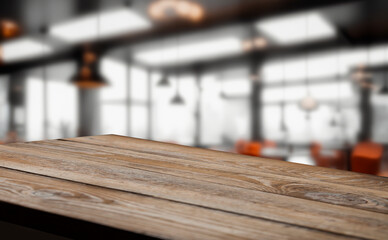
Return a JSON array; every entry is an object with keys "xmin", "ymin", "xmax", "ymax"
[
  {"xmin": 0, "ymin": 138, "xmax": 387, "ymax": 239},
  {"xmin": 0, "ymin": 167, "xmax": 357, "ymax": 240},
  {"xmin": 69, "ymin": 135, "xmax": 388, "ymax": 191},
  {"xmin": 13, "ymin": 139, "xmax": 388, "ymax": 215}
]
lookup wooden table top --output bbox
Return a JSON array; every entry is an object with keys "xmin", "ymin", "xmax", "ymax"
[{"xmin": 0, "ymin": 135, "xmax": 387, "ymax": 240}]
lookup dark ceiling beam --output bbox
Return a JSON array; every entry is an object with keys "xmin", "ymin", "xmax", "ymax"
[
  {"xmin": 76, "ymin": 0, "xmax": 99, "ymax": 14},
  {"xmin": 0, "ymin": 0, "xmax": 22, "ymax": 21},
  {"xmin": 159, "ymin": 38, "xmax": 349, "ymax": 74},
  {"xmin": 0, "ymin": 0, "xmax": 363, "ymax": 74},
  {"xmin": 0, "ymin": 48, "xmax": 79, "ymax": 74},
  {"xmin": 363, "ymin": 64, "xmax": 388, "ymax": 73}
]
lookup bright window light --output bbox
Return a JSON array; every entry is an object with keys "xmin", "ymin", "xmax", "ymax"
[
  {"xmin": 1, "ymin": 38, "xmax": 52, "ymax": 63},
  {"xmin": 221, "ymin": 79, "xmax": 251, "ymax": 96},
  {"xmin": 100, "ymin": 58, "xmax": 127, "ymax": 101},
  {"xmin": 49, "ymin": 8, "xmax": 151, "ymax": 43},
  {"xmin": 256, "ymin": 12, "xmax": 335, "ymax": 45},
  {"xmin": 133, "ymin": 37, "xmax": 242, "ymax": 66},
  {"xmin": 262, "ymin": 81, "xmax": 353, "ymax": 103},
  {"xmin": 26, "ymin": 77, "xmax": 44, "ymax": 141}
]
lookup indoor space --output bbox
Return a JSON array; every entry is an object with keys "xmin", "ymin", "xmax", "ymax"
[
  {"xmin": 0, "ymin": 1, "xmax": 388, "ymax": 239},
  {"xmin": 1, "ymin": 0, "xmax": 387, "ymax": 176}
]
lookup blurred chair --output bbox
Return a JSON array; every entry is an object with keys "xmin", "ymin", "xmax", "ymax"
[
  {"xmin": 310, "ymin": 142, "xmax": 346, "ymax": 169},
  {"xmin": 352, "ymin": 142, "xmax": 383, "ymax": 175},
  {"xmin": 235, "ymin": 140, "xmax": 262, "ymax": 157},
  {"xmin": 235, "ymin": 139, "xmax": 247, "ymax": 154},
  {"xmin": 378, "ymin": 170, "xmax": 388, "ymax": 178},
  {"xmin": 262, "ymin": 140, "xmax": 277, "ymax": 148}
]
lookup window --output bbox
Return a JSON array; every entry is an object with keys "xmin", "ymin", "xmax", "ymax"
[
  {"xmin": 25, "ymin": 62, "xmax": 79, "ymax": 141},
  {"xmin": 100, "ymin": 58, "xmax": 128, "ymax": 135},
  {"xmin": 0, "ymin": 76, "xmax": 10, "ymax": 140},
  {"xmin": 152, "ymin": 74, "xmax": 197, "ymax": 145},
  {"xmin": 260, "ymin": 50, "xmax": 362, "ymax": 145},
  {"xmin": 100, "ymin": 57, "xmax": 150, "ymax": 139},
  {"xmin": 26, "ymin": 77, "xmax": 44, "ymax": 141},
  {"xmin": 200, "ymin": 67, "xmax": 251, "ymax": 146}
]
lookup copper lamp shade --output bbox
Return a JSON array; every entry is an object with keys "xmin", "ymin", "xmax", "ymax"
[
  {"xmin": 71, "ymin": 64, "xmax": 108, "ymax": 89},
  {"xmin": 0, "ymin": 20, "xmax": 20, "ymax": 39}
]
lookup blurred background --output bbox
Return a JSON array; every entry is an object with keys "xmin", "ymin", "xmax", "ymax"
[{"xmin": 0, "ymin": 0, "xmax": 387, "ymax": 176}]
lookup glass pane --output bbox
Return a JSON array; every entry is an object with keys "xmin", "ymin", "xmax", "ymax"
[
  {"xmin": 26, "ymin": 77, "xmax": 44, "ymax": 141},
  {"xmin": 262, "ymin": 81, "xmax": 354, "ymax": 103},
  {"xmin": 101, "ymin": 58, "xmax": 127, "ymax": 101},
  {"xmin": 0, "ymin": 76, "xmax": 9, "ymax": 140},
  {"xmin": 222, "ymin": 99, "xmax": 251, "ymax": 142},
  {"xmin": 47, "ymin": 80, "xmax": 78, "ymax": 139},
  {"xmin": 200, "ymin": 74, "xmax": 223, "ymax": 145},
  {"xmin": 101, "ymin": 104, "xmax": 127, "ymax": 135},
  {"xmin": 152, "ymin": 74, "xmax": 197, "ymax": 145},
  {"xmin": 130, "ymin": 105, "xmax": 148, "ymax": 139},
  {"xmin": 130, "ymin": 66, "xmax": 148, "ymax": 102},
  {"xmin": 262, "ymin": 105, "xmax": 283, "ymax": 141},
  {"xmin": 372, "ymin": 95, "xmax": 388, "ymax": 143}
]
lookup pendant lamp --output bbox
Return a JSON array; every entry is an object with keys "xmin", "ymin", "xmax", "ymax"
[
  {"xmin": 71, "ymin": 0, "xmax": 107, "ymax": 89},
  {"xmin": 170, "ymin": 36, "xmax": 184, "ymax": 105},
  {"xmin": 299, "ymin": 15, "xmax": 318, "ymax": 112},
  {"xmin": 171, "ymin": 92, "xmax": 185, "ymax": 104},
  {"xmin": 379, "ymin": 48, "xmax": 388, "ymax": 94},
  {"xmin": 157, "ymin": 75, "xmax": 170, "ymax": 87},
  {"xmin": 71, "ymin": 61, "xmax": 108, "ymax": 89},
  {"xmin": 380, "ymin": 80, "xmax": 388, "ymax": 94}
]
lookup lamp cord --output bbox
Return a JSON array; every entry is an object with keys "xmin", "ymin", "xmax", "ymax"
[
  {"xmin": 305, "ymin": 14, "xmax": 310, "ymax": 96},
  {"xmin": 176, "ymin": 35, "xmax": 180, "ymax": 95}
]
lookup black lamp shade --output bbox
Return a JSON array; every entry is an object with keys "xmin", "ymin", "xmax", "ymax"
[
  {"xmin": 71, "ymin": 63, "xmax": 108, "ymax": 89},
  {"xmin": 171, "ymin": 93, "xmax": 185, "ymax": 105},
  {"xmin": 157, "ymin": 75, "xmax": 170, "ymax": 87},
  {"xmin": 379, "ymin": 84, "xmax": 388, "ymax": 94},
  {"xmin": 330, "ymin": 118, "xmax": 337, "ymax": 127}
]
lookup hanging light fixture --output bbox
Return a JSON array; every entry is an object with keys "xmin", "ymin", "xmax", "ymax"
[
  {"xmin": 71, "ymin": 0, "xmax": 108, "ymax": 89},
  {"xmin": 149, "ymin": 0, "xmax": 204, "ymax": 23},
  {"xmin": 171, "ymin": 90, "xmax": 185, "ymax": 104},
  {"xmin": 157, "ymin": 38, "xmax": 170, "ymax": 87},
  {"xmin": 379, "ymin": 47, "xmax": 388, "ymax": 94},
  {"xmin": 71, "ymin": 61, "xmax": 108, "ymax": 89},
  {"xmin": 299, "ymin": 53, "xmax": 319, "ymax": 113},
  {"xmin": 0, "ymin": 20, "xmax": 20, "ymax": 40},
  {"xmin": 71, "ymin": 46, "xmax": 108, "ymax": 89},
  {"xmin": 330, "ymin": 51, "xmax": 342, "ymax": 127},
  {"xmin": 300, "ymin": 95, "xmax": 318, "ymax": 111},
  {"xmin": 280, "ymin": 59, "xmax": 288, "ymax": 132},
  {"xmin": 171, "ymin": 36, "xmax": 184, "ymax": 105},
  {"xmin": 379, "ymin": 78, "xmax": 388, "ymax": 94},
  {"xmin": 157, "ymin": 74, "xmax": 170, "ymax": 86},
  {"xmin": 351, "ymin": 47, "xmax": 375, "ymax": 91},
  {"xmin": 299, "ymin": 15, "xmax": 318, "ymax": 113}
]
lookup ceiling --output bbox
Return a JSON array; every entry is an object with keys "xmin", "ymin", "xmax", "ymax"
[{"xmin": 0, "ymin": 0, "xmax": 388, "ymax": 73}]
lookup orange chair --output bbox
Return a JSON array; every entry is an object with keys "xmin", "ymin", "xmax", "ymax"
[
  {"xmin": 310, "ymin": 142, "xmax": 346, "ymax": 170},
  {"xmin": 262, "ymin": 140, "xmax": 277, "ymax": 148},
  {"xmin": 243, "ymin": 141, "xmax": 262, "ymax": 156},
  {"xmin": 378, "ymin": 170, "xmax": 388, "ymax": 178},
  {"xmin": 235, "ymin": 140, "xmax": 262, "ymax": 157},
  {"xmin": 235, "ymin": 140, "xmax": 247, "ymax": 154},
  {"xmin": 352, "ymin": 142, "xmax": 383, "ymax": 175}
]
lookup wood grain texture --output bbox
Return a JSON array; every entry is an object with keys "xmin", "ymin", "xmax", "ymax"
[
  {"xmin": 19, "ymin": 139, "xmax": 388, "ymax": 214},
  {"xmin": 72, "ymin": 135, "xmax": 388, "ymax": 192},
  {"xmin": 0, "ymin": 135, "xmax": 387, "ymax": 240}
]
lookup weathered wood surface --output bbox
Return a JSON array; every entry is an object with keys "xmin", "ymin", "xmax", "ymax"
[{"xmin": 0, "ymin": 135, "xmax": 387, "ymax": 240}]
